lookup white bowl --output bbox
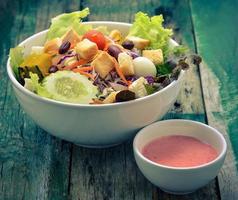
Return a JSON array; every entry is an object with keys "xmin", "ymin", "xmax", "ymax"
[
  {"xmin": 133, "ymin": 119, "xmax": 227, "ymax": 194},
  {"xmin": 7, "ymin": 22, "xmax": 184, "ymax": 148}
]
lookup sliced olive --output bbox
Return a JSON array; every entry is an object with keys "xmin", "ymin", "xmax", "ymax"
[
  {"xmin": 115, "ymin": 90, "xmax": 135, "ymax": 102},
  {"xmin": 122, "ymin": 41, "xmax": 134, "ymax": 50}
]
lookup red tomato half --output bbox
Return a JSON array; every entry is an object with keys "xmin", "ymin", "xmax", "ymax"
[{"xmin": 83, "ymin": 30, "xmax": 106, "ymax": 50}]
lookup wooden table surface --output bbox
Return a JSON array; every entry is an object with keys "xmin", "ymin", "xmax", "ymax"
[{"xmin": 1, "ymin": 0, "xmax": 238, "ymax": 199}]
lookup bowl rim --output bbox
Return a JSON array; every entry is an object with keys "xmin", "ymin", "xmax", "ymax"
[
  {"xmin": 7, "ymin": 21, "xmax": 184, "ymax": 108},
  {"xmin": 133, "ymin": 119, "xmax": 227, "ymax": 170}
]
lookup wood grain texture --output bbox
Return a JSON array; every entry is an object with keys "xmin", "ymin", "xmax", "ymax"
[
  {"xmin": 190, "ymin": 0, "xmax": 238, "ymax": 199},
  {"xmin": 0, "ymin": 1, "xmax": 72, "ymax": 199},
  {"xmin": 1, "ymin": 0, "xmax": 236, "ymax": 199}
]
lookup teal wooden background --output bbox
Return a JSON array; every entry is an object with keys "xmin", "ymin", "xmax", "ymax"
[{"xmin": 0, "ymin": 0, "xmax": 238, "ymax": 199}]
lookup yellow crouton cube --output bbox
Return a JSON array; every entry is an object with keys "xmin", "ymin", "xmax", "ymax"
[
  {"xmin": 91, "ymin": 51, "xmax": 115, "ymax": 78},
  {"xmin": 142, "ymin": 49, "xmax": 163, "ymax": 65},
  {"xmin": 44, "ymin": 38, "xmax": 62, "ymax": 55},
  {"xmin": 75, "ymin": 39, "xmax": 98, "ymax": 60},
  {"xmin": 125, "ymin": 36, "xmax": 150, "ymax": 50},
  {"xmin": 118, "ymin": 52, "xmax": 135, "ymax": 76}
]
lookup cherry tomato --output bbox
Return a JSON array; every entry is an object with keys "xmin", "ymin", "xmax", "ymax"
[{"xmin": 83, "ymin": 30, "xmax": 106, "ymax": 50}]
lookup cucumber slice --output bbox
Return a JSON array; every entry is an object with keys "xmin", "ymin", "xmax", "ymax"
[{"xmin": 41, "ymin": 71, "xmax": 98, "ymax": 104}]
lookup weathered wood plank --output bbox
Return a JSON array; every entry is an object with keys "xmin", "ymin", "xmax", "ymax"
[
  {"xmin": 69, "ymin": 0, "xmax": 219, "ymax": 199},
  {"xmin": 0, "ymin": 1, "xmax": 72, "ymax": 199},
  {"xmin": 190, "ymin": 0, "xmax": 238, "ymax": 199},
  {"xmin": 1, "ymin": 0, "xmax": 233, "ymax": 199}
]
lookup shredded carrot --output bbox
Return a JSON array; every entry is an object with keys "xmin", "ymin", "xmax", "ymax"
[
  {"xmin": 64, "ymin": 59, "xmax": 88, "ymax": 70},
  {"xmin": 127, "ymin": 80, "xmax": 132, "ymax": 86},
  {"xmin": 90, "ymin": 99, "xmax": 104, "ymax": 104},
  {"xmin": 112, "ymin": 57, "xmax": 129, "ymax": 85},
  {"xmin": 73, "ymin": 69, "xmax": 95, "ymax": 80},
  {"xmin": 73, "ymin": 66, "xmax": 93, "ymax": 72}
]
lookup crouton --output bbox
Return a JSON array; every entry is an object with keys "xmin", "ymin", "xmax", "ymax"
[
  {"xmin": 75, "ymin": 39, "xmax": 98, "ymax": 60},
  {"xmin": 129, "ymin": 77, "xmax": 148, "ymax": 98},
  {"xmin": 142, "ymin": 49, "xmax": 163, "ymax": 64},
  {"xmin": 91, "ymin": 51, "xmax": 115, "ymax": 78},
  {"xmin": 125, "ymin": 36, "xmax": 150, "ymax": 50},
  {"xmin": 44, "ymin": 38, "xmax": 62, "ymax": 55},
  {"xmin": 61, "ymin": 29, "xmax": 82, "ymax": 47},
  {"xmin": 103, "ymin": 92, "xmax": 119, "ymax": 104},
  {"xmin": 118, "ymin": 52, "xmax": 134, "ymax": 76}
]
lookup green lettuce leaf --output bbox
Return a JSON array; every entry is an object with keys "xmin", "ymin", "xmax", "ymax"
[
  {"xmin": 24, "ymin": 73, "xmax": 51, "ymax": 98},
  {"xmin": 171, "ymin": 45, "xmax": 188, "ymax": 56},
  {"xmin": 128, "ymin": 12, "xmax": 173, "ymax": 52},
  {"xmin": 156, "ymin": 63, "xmax": 173, "ymax": 75},
  {"xmin": 94, "ymin": 26, "xmax": 109, "ymax": 35},
  {"xmin": 47, "ymin": 8, "xmax": 91, "ymax": 40},
  {"xmin": 144, "ymin": 84, "xmax": 157, "ymax": 95},
  {"xmin": 9, "ymin": 46, "xmax": 24, "ymax": 80}
]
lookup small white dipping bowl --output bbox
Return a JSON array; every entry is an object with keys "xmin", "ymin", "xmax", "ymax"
[
  {"xmin": 133, "ymin": 119, "xmax": 227, "ymax": 194},
  {"xmin": 7, "ymin": 22, "xmax": 184, "ymax": 148}
]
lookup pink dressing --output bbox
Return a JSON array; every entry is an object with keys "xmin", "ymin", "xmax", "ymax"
[{"xmin": 142, "ymin": 135, "xmax": 218, "ymax": 167}]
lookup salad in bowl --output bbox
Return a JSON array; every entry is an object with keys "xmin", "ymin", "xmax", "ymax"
[
  {"xmin": 7, "ymin": 8, "xmax": 201, "ymax": 147},
  {"xmin": 9, "ymin": 8, "xmax": 199, "ymax": 105}
]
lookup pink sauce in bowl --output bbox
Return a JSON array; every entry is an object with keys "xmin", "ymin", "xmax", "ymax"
[{"xmin": 142, "ymin": 135, "xmax": 218, "ymax": 168}]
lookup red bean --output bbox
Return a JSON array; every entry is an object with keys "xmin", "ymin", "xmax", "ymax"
[
  {"xmin": 128, "ymin": 51, "xmax": 139, "ymax": 59},
  {"xmin": 122, "ymin": 41, "xmax": 134, "ymax": 50},
  {"xmin": 107, "ymin": 45, "xmax": 122, "ymax": 59},
  {"xmin": 48, "ymin": 65, "xmax": 58, "ymax": 73},
  {"xmin": 59, "ymin": 41, "xmax": 71, "ymax": 54}
]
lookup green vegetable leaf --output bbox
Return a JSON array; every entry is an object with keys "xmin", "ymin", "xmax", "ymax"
[
  {"xmin": 47, "ymin": 8, "xmax": 91, "ymax": 40},
  {"xmin": 9, "ymin": 46, "xmax": 24, "ymax": 80},
  {"xmin": 128, "ymin": 12, "xmax": 173, "ymax": 52},
  {"xmin": 165, "ymin": 45, "xmax": 189, "ymax": 58},
  {"xmin": 156, "ymin": 63, "xmax": 173, "ymax": 75},
  {"xmin": 172, "ymin": 45, "xmax": 188, "ymax": 56},
  {"xmin": 94, "ymin": 26, "xmax": 109, "ymax": 35},
  {"xmin": 24, "ymin": 73, "xmax": 52, "ymax": 98},
  {"xmin": 144, "ymin": 84, "xmax": 157, "ymax": 95}
]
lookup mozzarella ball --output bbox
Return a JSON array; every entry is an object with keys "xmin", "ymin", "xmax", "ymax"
[{"xmin": 133, "ymin": 57, "xmax": 157, "ymax": 77}]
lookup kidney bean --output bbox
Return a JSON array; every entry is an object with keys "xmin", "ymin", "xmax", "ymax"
[{"xmin": 59, "ymin": 41, "xmax": 71, "ymax": 54}]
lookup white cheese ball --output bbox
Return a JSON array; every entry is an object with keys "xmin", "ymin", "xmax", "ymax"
[{"xmin": 133, "ymin": 57, "xmax": 157, "ymax": 77}]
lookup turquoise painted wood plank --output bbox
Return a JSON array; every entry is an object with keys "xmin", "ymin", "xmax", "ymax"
[
  {"xmin": 190, "ymin": 0, "xmax": 238, "ymax": 199},
  {"xmin": 0, "ymin": 1, "xmax": 73, "ymax": 199},
  {"xmin": 0, "ymin": 0, "xmax": 231, "ymax": 199}
]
